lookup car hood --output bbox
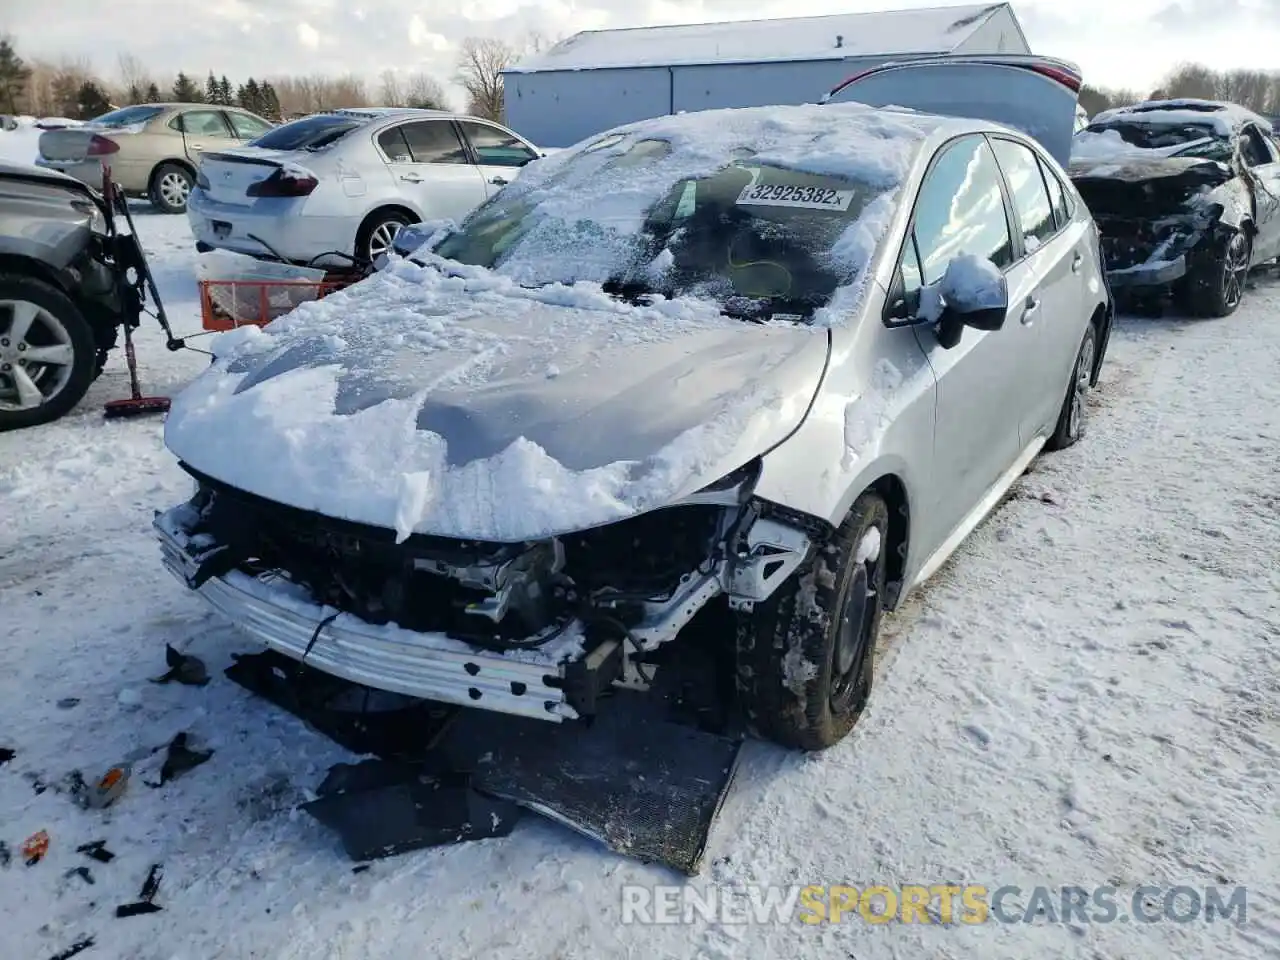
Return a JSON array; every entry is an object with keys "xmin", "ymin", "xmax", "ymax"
[
  {"xmin": 164, "ymin": 262, "xmax": 830, "ymax": 542},
  {"xmin": 1068, "ymin": 154, "xmax": 1233, "ymax": 187}
]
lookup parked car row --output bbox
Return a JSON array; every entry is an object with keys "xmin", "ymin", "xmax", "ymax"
[
  {"xmin": 32, "ymin": 102, "xmax": 547, "ymax": 267},
  {"xmin": 151, "ymin": 55, "xmax": 1115, "ymax": 753}
]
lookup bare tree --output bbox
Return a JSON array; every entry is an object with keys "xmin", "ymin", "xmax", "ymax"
[
  {"xmin": 405, "ymin": 72, "xmax": 447, "ymax": 110},
  {"xmin": 1160, "ymin": 63, "xmax": 1222, "ymax": 102},
  {"xmin": 378, "ymin": 69, "xmax": 403, "ymax": 107},
  {"xmin": 456, "ymin": 36, "xmax": 517, "ymax": 121},
  {"xmin": 117, "ymin": 52, "xmax": 152, "ymax": 103}
]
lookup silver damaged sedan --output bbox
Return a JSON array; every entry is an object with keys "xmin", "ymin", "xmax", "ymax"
[{"xmin": 155, "ymin": 96, "xmax": 1112, "ymax": 751}]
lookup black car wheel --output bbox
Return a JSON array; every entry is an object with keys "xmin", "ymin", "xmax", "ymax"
[
  {"xmin": 1182, "ymin": 230, "xmax": 1251, "ymax": 318},
  {"xmin": 734, "ymin": 492, "xmax": 889, "ymax": 751},
  {"xmin": 0, "ymin": 274, "xmax": 97, "ymax": 431}
]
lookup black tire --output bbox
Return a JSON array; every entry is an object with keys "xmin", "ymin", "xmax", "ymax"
[
  {"xmin": 149, "ymin": 162, "xmax": 194, "ymax": 214},
  {"xmin": 0, "ymin": 274, "xmax": 97, "ymax": 431},
  {"xmin": 1045, "ymin": 322, "xmax": 1098, "ymax": 452},
  {"xmin": 734, "ymin": 492, "xmax": 889, "ymax": 751},
  {"xmin": 1180, "ymin": 229, "xmax": 1251, "ymax": 318},
  {"xmin": 356, "ymin": 209, "xmax": 417, "ymax": 263}
]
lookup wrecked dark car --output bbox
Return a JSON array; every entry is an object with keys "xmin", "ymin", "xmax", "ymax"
[
  {"xmin": 0, "ymin": 161, "xmax": 153, "ymax": 429},
  {"xmin": 1069, "ymin": 98, "xmax": 1280, "ymax": 316}
]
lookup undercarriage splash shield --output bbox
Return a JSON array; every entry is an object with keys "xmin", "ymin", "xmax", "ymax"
[
  {"xmin": 226, "ymin": 651, "xmax": 742, "ymax": 875},
  {"xmin": 436, "ymin": 692, "xmax": 743, "ymax": 875}
]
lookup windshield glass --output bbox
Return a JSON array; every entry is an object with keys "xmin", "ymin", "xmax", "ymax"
[
  {"xmin": 436, "ymin": 135, "xmax": 887, "ymax": 322},
  {"xmin": 250, "ymin": 114, "xmax": 361, "ymax": 151},
  {"xmin": 89, "ymin": 105, "xmax": 164, "ymax": 127},
  {"xmin": 1084, "ymin": 119, "xmax": 1232, "ymax": 160}
]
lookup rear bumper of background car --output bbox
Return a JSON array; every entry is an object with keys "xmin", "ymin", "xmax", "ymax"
[
  {"xmin": 153, "ymin": 504, "xmax": 573, "ymax": 722},
  {"xmin": 1105, "ymin": 254, "xmax": 1187, "ymax": 289}
]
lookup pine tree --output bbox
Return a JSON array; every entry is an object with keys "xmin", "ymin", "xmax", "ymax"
[
  {"xmin": 204, "ymin": 71, "xmax": 220, "ymax": 104},
  {"xmin": 240, "ymin": 77, "xmax": 260, "ymax": 113},
  {"xmin": 172, "ymin": 71, "xmax": 201, "ymax": 103},
  {"xmin": 126, "ymin": 83, "xmax": 143, "ymax": 105},
  {"xmin": 75, "ymin": 80, "xmax": 112, "ymax": 120},
  {"xmin": 218, "ymin": 75, "xmax": 232, "ymax": 106},
  {"xmin": 0, "ymin": 38, "xmax": 32, "ymax": 114},
  {"xmin": 144, "ymin": 82, "xmax": 161, "ymax": 103},
  {"xmin": 260, "ymin": 81, "xmax": 280, "ymax": 120}
]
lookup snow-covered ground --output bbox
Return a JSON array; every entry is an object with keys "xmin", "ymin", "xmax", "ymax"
[{"xmin": 2, "ymin": 123, "xmax": 1279, "ymax": 960}]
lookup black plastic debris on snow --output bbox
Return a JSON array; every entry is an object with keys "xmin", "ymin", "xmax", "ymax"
[
  {"xmin": 150, "ymin": 644, "xmax": 210, "ymax": 687},
  {"xmin": 436, "ymin": 690, "xmax": 742, "ymax": 876},
  {"xmin": 77, "ymin": 840, "xmax": 116, "ymax": 863},
  {"xmin": 227, "ymin": 642, "xmax": 743, "ymax": 875},
  {"xmin": 116, "ymin": 863, "xmax": 163, "ymax": 918},
  {"xmin": 302, "ymin": 761, "xmax": 521, "ymax": 861},
  {"xmin": 49, "ymin": 938, "xmax": 95, "ymax": 960},
  {"xmin": 224, "ymin": 651, "xmax": 457, "ymax": 759},
  {"xmin": 0, "ymin": 745, "xmax": 14, "ymax": 766},
  {"xmin": 153, "ymin": 732, "xmax": 213, "ymax": 786}
]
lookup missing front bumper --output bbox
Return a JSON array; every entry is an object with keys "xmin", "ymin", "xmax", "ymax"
[{"xmin": 155, "ymin": 507, "xmax": 573, "ymax": 722}]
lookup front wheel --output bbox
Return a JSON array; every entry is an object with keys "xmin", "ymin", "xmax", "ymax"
[
  {"xmin": 0, "ymin": 274, "xmax": 97, "ymax": 431},
  {"xmin": 1181, "ymin": 230, "xmax": 1251, "ymax": 318},
  {"xmin": 734, "ymin": 492, "xmax": 889, "ymax": 751}
]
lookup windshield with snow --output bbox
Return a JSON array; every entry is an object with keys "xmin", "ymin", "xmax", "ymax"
[
  {"xmin": 1084, "ymin": 119, "xmax": 1233, "ymax": 161},
  {"xmin": 435, "ymin": 136, "xmax": 883, "ymax": 323}
]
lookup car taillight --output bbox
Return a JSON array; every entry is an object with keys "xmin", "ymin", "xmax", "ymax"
[
  {"xmin": 86, "ymin": 134, "xmax": 119, "ymax": 156},
  {"xmin": 1025, "ymin": 63, "xmax": 1083, "ymax": 94},
  {"xmin": 246, "ymin": 169, "xmax": 319, "ymax": 198}
]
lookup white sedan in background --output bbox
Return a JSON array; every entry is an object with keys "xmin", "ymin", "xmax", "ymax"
[{"xmin": 188, "ymin": 108, "xmax": 545, "ymax": 265}]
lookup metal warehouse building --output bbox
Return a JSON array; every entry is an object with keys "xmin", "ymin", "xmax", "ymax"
[{"xmin": 502, "ymin": 2, "xmax": 1032, "ymax": 148}]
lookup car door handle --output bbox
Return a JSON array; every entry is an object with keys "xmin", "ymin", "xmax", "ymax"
[
  {"xmin": 489, "ymin": 176, "xmax": 509, "ymax": 186},
  {"xmin": 1021, "ymin": 296, "xmax": 1040, "ymax": 325},
  {"xmin": 399, "ymin": 173, "xmax": 423, "ymax": 183},
  {"xmin": 1071, "ymin": 251, "xmax": 1083, "ymax": 273}
]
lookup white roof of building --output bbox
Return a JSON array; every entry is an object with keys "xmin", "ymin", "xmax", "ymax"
[{"xmin": 506, "ymin": 3, "xmax": 1013, "ymax": 74}]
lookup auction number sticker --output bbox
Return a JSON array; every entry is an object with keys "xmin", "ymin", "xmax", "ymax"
[{"xmin": 737, "ymin": 183, "xmax": 854, "ymax": 211}]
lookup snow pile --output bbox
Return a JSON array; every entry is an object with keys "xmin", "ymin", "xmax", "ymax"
[
  {"xmin": 0, "ymin": 122, "xmax": 41, "ymax": 164},
  {"xmin": 166, "ymin": 258, "xmax": 823, "ymax": 542},
  {"xmin": 450, "ymin": 101, "xmax": 936, "ymax": 293}
]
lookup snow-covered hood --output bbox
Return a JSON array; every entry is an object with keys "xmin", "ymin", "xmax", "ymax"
[
  {"xmin": 1068, "ymin": 154, "xmax": 1233, "ymax": 187},
  {"xmin": 164, "ymin": 261, "xmax": 829, "ymax": 542}
]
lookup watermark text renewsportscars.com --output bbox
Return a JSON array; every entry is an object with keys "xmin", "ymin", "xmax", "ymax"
[{"xmin": 620, "ymin": 884, "xmax": 1249, "ymax": 926}]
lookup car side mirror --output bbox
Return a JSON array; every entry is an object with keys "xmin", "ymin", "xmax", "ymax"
[{"xmin": 915, "ymin": 254, "xmax": 1008, "ymax": 346}]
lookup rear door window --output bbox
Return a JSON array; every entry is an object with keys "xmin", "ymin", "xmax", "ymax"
[
  {"xmin": 458, "ymin": 121, "xmax": 539, "ymax": 167},
  {"xmin": 911, "ymin": 134, "xmax": 1014, "ymax": 283},
  {"xmin": 1039, "ymin": 158, "xmax": 1071, "ymax": 230},
  {"xmin": 990, "ymin": 137, "xmax": 1057, "ymax": 252},
  {"xmin": 173, "ymin": 110, "xmax": 234, "ymax": 138},
  {"xmin": 226, "ymin": 112, "xmax": 273, "ymax": 140},
  {"xmin": 394, "ymin": 120, "xmax": 469, "ymax": 164}
]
